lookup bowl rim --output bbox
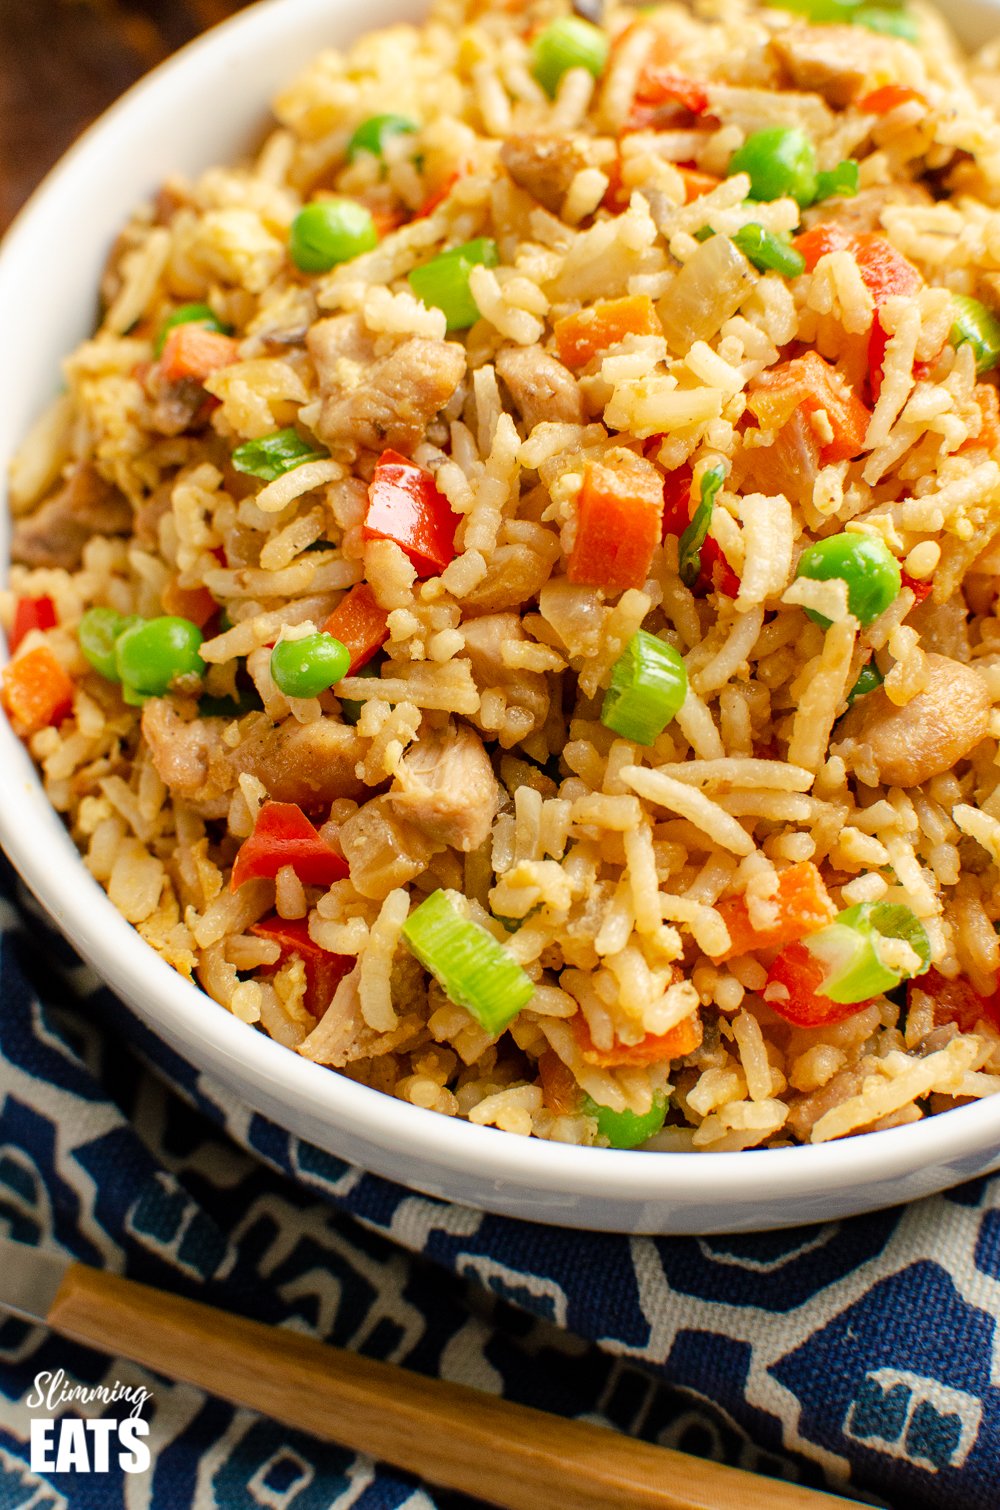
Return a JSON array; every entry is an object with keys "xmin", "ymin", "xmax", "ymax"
[{"xmin": 2, "ymin": 0, "xmax": 1000, "ymax": 1216}]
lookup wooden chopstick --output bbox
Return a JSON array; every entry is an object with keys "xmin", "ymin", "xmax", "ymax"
[{"xmin": 46, "ymin": 1262, "xmax": 860, "ymax": 1510}]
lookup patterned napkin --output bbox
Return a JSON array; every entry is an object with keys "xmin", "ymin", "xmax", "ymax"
[{"xmin": 0, "ymin": 855, "xmax": 997, "ymax": 1510}]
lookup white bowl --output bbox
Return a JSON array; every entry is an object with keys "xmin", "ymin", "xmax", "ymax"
[{"xmin": 2, "ymin": 0, "xmax": 1000, "ymax": 1235}]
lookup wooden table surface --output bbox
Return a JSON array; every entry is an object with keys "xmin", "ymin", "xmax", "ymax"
[{"xmin": 0, "ymin": 1, "xmax": 251, "ymax": 233}]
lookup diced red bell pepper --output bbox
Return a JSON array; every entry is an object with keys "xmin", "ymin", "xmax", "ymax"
[
  {"xmin": 853, "ymin": 234, "xmax": 922, "ymax": 306},
  {"xmin": 567, "ymin": 455, "xmax": 664, "ymax": 594},
  {"xmin": 908, "ymin": 967, "xmax": 1000, "ymax": 1034},
  {"xmin": 900, "ymin": 568, "xmax": 932, "ymax": 605},
  {"xmin": 629, "ymin": 70, "xmax": 710, "ymax": 129},
  {"xmin": 748, "ymin": 350, "xmax": 871, "ymax": 464},
  {"xmin": 364, "ymin": 450, "xmax": 460, "ymax": 577},
  {"xmin": 251, "ymin": 914, "xmax": 353, "ymax": 1018},
  {"xmin": 554, "ymin": 295, "xmax": 661, "ymax": 370},
  {"xmin": 572, "ymin": 1009, "xmax": 703, "ymax": 1067},
  {"xmin": 231, "ymin": 801, "xmax": 349, "ymax": 892},
  {"xmin": 660, "ymin": 464, "xmax": 740, "ymax": 596},
  {"xmin": 1, "ymin": 645, "xmax": 74, "ymax": 733},
  {"xmin": 857, "ymin": 85, "xmax": 926, "ymax": 114},
  {"xmin": 628, "ymin": 34, "xmax": 710, "ymax": 128},
  {"xmin": 661, "ymin": 463, "xmax": 694, "ymax": 538},
  {"xmin": 322, "ymin": 582, "xmax": 390, "ymax": 674},
  {"xmin": 9, "ymin": 595, "xmax": 57, "ymax": 654},
  {"xmin": 764, "ymin": 940, "xmax": 873, "ymax": 1028}
]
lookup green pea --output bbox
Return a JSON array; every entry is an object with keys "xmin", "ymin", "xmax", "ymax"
[
  {"xmin": 728, "ymin": 126, "xmax": 818, "ymax": 209},
  {"xmin": 77, "ymin": 607, "xmax": 139, "ymax": 682},
  {"xmin": 270, "ymin": 633, "xmax": 351, "ymax": 699},
  {"xmin": 846, "ymin": 660, "xmax": 885, "ymax": 706},
  {"xmin": 346, "ymin": 114, "xmax": 418, "ymax": 163},
  {"xmin": 115, "ymin": 616, "xmax": 206, "ymax": 697},
  {"xmin": 951, "ymin": 295, "xmax": 1000, "ymax": 376},
  {"xmin": 583, "ymin": 1092, "xmax": 668, "ymax": 1149},
  {"xmin": 854, "ymin": 6, "xmax": 919, "ymax": 39},
  {"xmin": 795, "ymin": 532, "xmax": 901, "ymax": 628},
  {"xmin": 531, "ymin": 17, "xmax": 609, "ymax": 99},
  {"xmin": 289, "ymin": 200, "xmax": 378, "ymax": 274}
]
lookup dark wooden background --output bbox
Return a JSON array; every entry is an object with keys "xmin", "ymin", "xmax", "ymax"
[{"xmin": 0, "ymin": 0, "xmax": 251, "ymax": 232}]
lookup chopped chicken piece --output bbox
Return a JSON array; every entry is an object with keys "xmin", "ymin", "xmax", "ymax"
[{"xmin": 390, "ymin": 722, "xmax": 500, "ymax": 851}]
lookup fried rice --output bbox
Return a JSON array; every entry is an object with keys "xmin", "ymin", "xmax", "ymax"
[{"xmin": 6, "ymin": 0, "xmax": 1000, "ymax": 1151}]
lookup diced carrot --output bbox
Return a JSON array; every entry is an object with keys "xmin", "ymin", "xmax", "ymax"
[
  {"xmin": 554, "ymin": 295, "xmax": 661, "ymax": 369},
  {"xmin": 709, "ymin": 860, "xmax": 838, "ymax": 963},
  {"xmin": 567, "ymin": 455, "xmax": 664, "ymax": 594},
  {"xmin": 1, "ymin": 646, "xmax": 75, "ymax": 734},
  {"xmin": 537, "ymin": 1049, "xmax": 581, "ymax": 1115},
  {"xmin": 322, "ymin": 582, "xmax": 390, "ymax": 674},
  {"xmin": 158, "ymin": 325, "xmax": 240, "ymax": 384},
  {"xmin": 967, "ymin": 383, "xmax": 1000, "ymax": 454},
  {"xmin": 676, "ymin": 164, "xmax": 721, "ymax": 203},
  {"xmin": 793, "ymin": 223, "xmax": 854, "ymax": 273},
  {"xmin": 747, "ymin": 350, "xmax": 871, "ymax": 464},
  {"xmin": 572, "ymin": 1010, "xmax": 703, "ymax": 1068},
  {"xmin": 161, "ymin": 577, "xmax": 218, "ymax": 629},
  {"xmin": 857, "ymin": 85, "xmax": 925, "ymax": 114},
  {"xmin": 416, "ymin": 169, "xmax": 461, "ymax": 219}
]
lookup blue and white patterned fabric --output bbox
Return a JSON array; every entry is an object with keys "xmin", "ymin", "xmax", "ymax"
[{"xmin": 1, "ymin": 854, "xmax": 999, "ymax": 1510}]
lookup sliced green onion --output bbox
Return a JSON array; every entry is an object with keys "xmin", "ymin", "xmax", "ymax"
[
  {"xmin": 408, "ymin": 237, "xmax": 499, "ymax": 332},
  {"xmin": 846, "ymin": 659, "xmax": 884, "ymax": 706},
  {"xmin": 77, "ymin": 607, "xmax": 140, "ymax": 683},
  {"xmin": 806, "ymin": 901, "xmax": 931, "ymax": 1005},
  {"xmin": 346, "ymin": 113, "xmax": 417, "ymax": 163},
  {"xmin": 401, "ymin": 889, "xmax": 535, "ymax": 1035},
  {"xmin": 951, "ymin": 295, "xmax": 1000, "ymax": 376},
  {"xmin": 854, "ymin": 5, "xmax": 919, "ymax": 39},
  {"xmin": 693, "ymin": 225, "xmax": 716, "ymax": 243},
  {"xmin": 727, "ymin": 126, "xmax": 818, "ymax": 210},
  {"xmin": 270, "ymin": 633, "xmax": 351, "ymax": 699},
  {"xmin": 731, "ymin": 224, "xmax": 806, "ymax": 278},
  {"xmin": 583, "ymin": 1092, "xmax": 668, "ymax": 1148},
  {"xmin": 763, "ymin": 0, "xmax": 864, "ymax": 18},
  {"xmin": 794, "ymin": 531, "xmax": 901, "ymax": 628},
  {"xmin": 231, "ymin": 427, "xmax": 329, "ymax": 482},
  {"xmin": 531, "ymin": 17, "xmax": 609, "ymax": 99},
  {"xmin": 815, "ymin": 160, "xmax": 860, "ymax": 202},
  {"xmin": 601, "ymin": 630, "xmax": 688, "ymax": 746},
  {"xmin": 289, "ymin": 199, "xmax": 378, "ymax": 273},
  {"xmin": 154, "ymin": 302, "xmax": 232, "ymax": 357},
  {"xmin": 678, "ymin": 464, "xmax": 726, "ymax": 588}
]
